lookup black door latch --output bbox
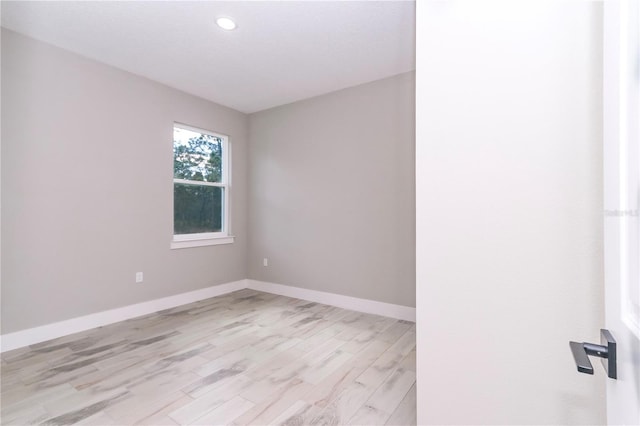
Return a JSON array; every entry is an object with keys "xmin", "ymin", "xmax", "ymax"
[{"xmin": 569, "ymin": 329, "xmax": 617, "ymax": 379}]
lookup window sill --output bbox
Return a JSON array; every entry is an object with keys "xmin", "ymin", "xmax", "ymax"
[{"xmin": 170, "ymin": 235, "xmax": 235, "ymax": 250}]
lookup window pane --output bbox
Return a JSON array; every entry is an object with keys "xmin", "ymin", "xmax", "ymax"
[
  {"xmin": 174, "ymin": 184, "xmax": 223, "ymax": 234},
  {"xmin": 174, "ymin": 127, "xmax": 223, "ymax": 183}
]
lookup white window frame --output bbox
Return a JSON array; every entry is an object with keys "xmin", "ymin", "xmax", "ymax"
[{"xmin": 171, "ymin": 123, "xmax": 234, "ymax": 249}]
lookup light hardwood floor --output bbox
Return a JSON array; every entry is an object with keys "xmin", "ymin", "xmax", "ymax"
[{"xmin": 1, "ymin": 289, "xmax": 416, "ymax": 425}]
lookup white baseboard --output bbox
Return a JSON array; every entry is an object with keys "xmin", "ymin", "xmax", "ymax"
[
  {"xmin": 247, "ymin": 280, "xmax": 416, "ymax": 322},
  {"xmin": 0, "ymin": 279, "xmax": 248, "ymax": 353},
  {"xmin": 0, "ymin": 278, "xmax": 415, "ymax": 353}
]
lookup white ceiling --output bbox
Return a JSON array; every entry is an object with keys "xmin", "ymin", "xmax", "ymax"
[{"xmin": 1, "ymin": 1, "xmax": 416, "ymax": 113}]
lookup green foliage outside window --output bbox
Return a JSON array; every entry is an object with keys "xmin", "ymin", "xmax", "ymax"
[
  {"xmin": 173, "ymin": 134, "xmax": 222, "ymax": 182},
  {"xmin": 173, "ymin": 130, "xmax": 225, "ymax": 234}
]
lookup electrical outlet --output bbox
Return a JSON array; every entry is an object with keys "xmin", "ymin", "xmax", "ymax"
[
  {"xmin": 136, "ymin": 272, "xmax": 143, "ymax": 283},
  {"xmin": 263, "ymin": 258, "xmax": 268, "ymax": 267}
]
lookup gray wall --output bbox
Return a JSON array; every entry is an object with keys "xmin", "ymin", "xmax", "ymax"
[
  {"xmin": 416, "ymin": 2, "xmax": 604, "ymax": 424},
  {"xmin": 1, "ymin": 31, "xmax": 416, "ymax": 334},
  {"xmin": 248, "ymin": 73, "xmax": 416, "ymax": 308},
  {"xmin": 1, "ymin": 29, "xmax": 249, "ymax": 333}
]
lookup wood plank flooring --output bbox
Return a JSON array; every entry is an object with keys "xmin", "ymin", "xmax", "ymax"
[{"xmin": 1, "ymin": 289, "xmax": 416, "ymax": 425}]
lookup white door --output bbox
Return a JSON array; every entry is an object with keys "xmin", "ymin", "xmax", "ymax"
[
  {"xmin": 603, "ymin": 1, "xmax": 640, "ymax": 424},
  {"xmin": 416, "ymin": 1, "xmax": 639, "ymax": 424}
]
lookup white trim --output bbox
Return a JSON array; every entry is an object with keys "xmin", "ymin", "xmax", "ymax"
[
  {"xmin": 173, "ymin": 122, "xmax": 228, "ymax": 141},
  {"xmin": 172, "ymin": 123, "xmax": 231, "ymax": 245},
  {"xmin": 173, "ymin": 179, "xmax": 225, "ymax": 188},
  {"xmin": 604, "ymin": 0, "xmax": 640, "ymax": 342},
  {"xmin": 0, "ymin": 278, "xmax": 415, "ymax": 353},
  {"xmin": 173, "ymin": 231, "xmax": 226, "ymax": 241},
  {"xmin": 170, "ymin": 235, "xmax": 235, "ymax": 249},
  {"xmin": 0, "ymin": 279, "xmax": 248, "ymax": 353},
  {"xmin": 247, "ymin": 280, "xmax": 416, "ymax": 322}
]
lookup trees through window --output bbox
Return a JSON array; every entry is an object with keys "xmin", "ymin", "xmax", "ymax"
[{"xmin": 173, "ymin": 124, "xmax": 230, "ymax": 243}]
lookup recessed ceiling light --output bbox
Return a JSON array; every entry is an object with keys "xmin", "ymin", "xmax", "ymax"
[{"xmin": 216, "ymin": 17, "xmax": 237, "ymax": 31}]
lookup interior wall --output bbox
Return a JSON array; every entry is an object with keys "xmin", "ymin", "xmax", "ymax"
[
  {"xmin": 1, "ymin": 29, "xmax": 249, "ymax": 333},
  {"xmin": 416, "ymin": 2, "xmax": 605, "ymax": 424},
  {"xmin": 248, "ymin": 72, "xmax": 416, "ymax": 308}
]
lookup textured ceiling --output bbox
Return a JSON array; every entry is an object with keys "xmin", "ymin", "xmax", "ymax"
[{"xmin": 1, "ymin": 1, "xmax": 416, "ymax": 113}]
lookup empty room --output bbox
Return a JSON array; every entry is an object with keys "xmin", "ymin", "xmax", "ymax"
[
  {"xmin": 1, "ymin": 1, "xmax": 416, "ymax": 425},
  {"xmin": 2, "ymin": 1, "xmax": 639, "ymax": 426}
]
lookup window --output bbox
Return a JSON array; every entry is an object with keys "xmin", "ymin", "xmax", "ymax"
[{"xmin": 171, "ymin": 123, "xmax": 233, "ymax": 249}]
